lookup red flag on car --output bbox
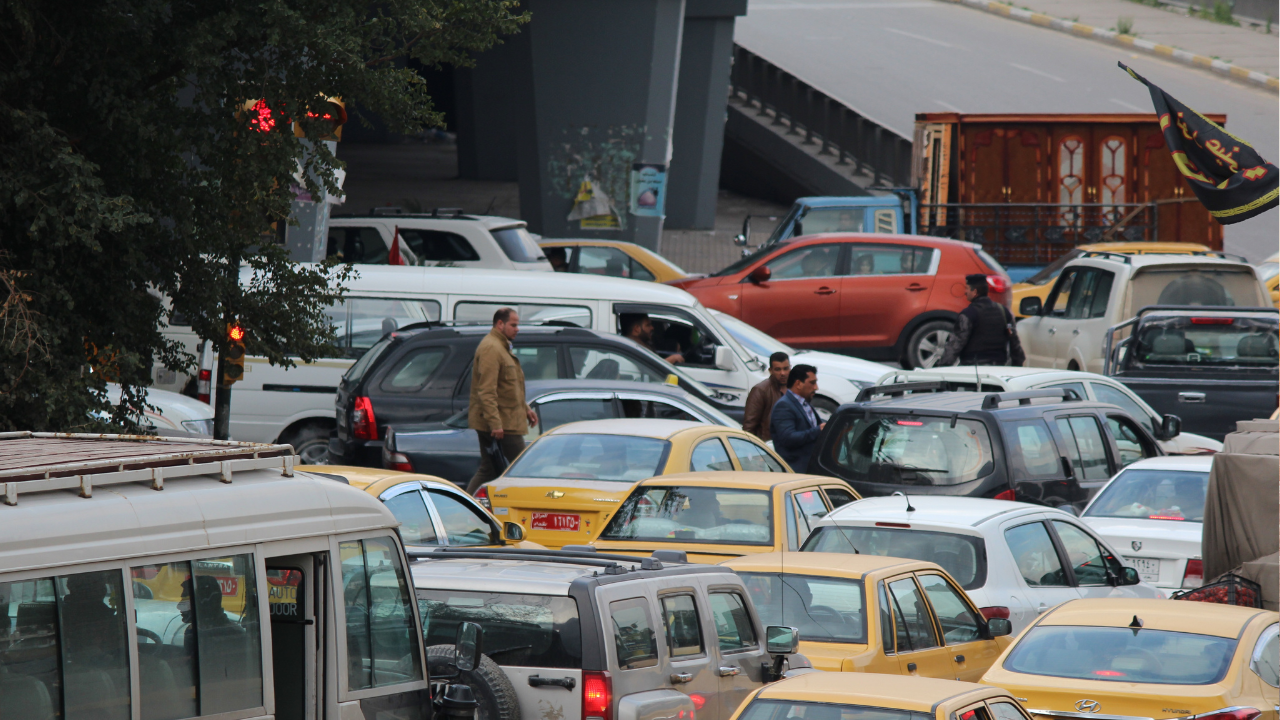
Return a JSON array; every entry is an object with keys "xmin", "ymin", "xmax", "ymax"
[{"xmin": 389, "ymin": 226, "xmax": 405, "ymax": 265}]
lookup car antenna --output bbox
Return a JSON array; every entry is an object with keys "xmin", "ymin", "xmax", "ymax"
[
  {"xmin": 892, "ymin": 491, "xmax": 916, "ymax": 513},
  {"xmin": 974, "ymin": 363, "xmax": 981, "ymax": 391},
  {"xmin": 1129, "ymin": 615, "xmax": 1143, "ymax": 635}
]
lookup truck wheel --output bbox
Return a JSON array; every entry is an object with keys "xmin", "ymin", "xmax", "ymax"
[
  {"xmin": 427, "ymin": 645, "xmax": 521, "ymax": 720},
  {"xmin": 905, "ymin": 321, "xmax": 953, "ymax": 369},
  {"xmin": 281, "ymin": 423, "xmax": 332, "ymax": 465}
]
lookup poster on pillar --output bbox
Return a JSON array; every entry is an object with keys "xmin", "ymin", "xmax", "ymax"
[
  {"xmin": 567, "ymin": 176, "xmax": 621, "ymax": 230},
  {"xmin": 629, "ymin": 164, "xmax": 667, "ymax": 218}
]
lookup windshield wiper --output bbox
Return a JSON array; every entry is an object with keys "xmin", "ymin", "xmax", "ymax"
[{"xmin": 876, "ymin": 461, "xmax": 948, "ymax": 474}]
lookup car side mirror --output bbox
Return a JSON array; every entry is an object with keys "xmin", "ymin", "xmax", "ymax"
[
  {"xmin": 454, "ymin": 621, "xmax": 483, "ymax": 672},
  {"xmin": 1120, "ymin": 567, "xmax": 1141, "ymax": 586},
  {"xmin": 1019, "ymin": 296, "xmax": 1042, "ymax": 316},
  {"xmin": 1160, "ymin": 413, "xmax": 1182, "ymax": 440},
  {"xmin": 748, "ymin": 265, "xmax": 772, "ymax": 284},
  {"xmin": 765, "ymin": 625, "xmax": 799, "ymax": 655},
  {"xmin": 986, "ymin": 617, "xmax": 1013, "ymax": 638},
  {"xmin": 713, "ymin": 345, "xmax": 736, "ymax": 371},
  {"xmin": 734, "ymin": 215, "xmax": 752, "ymax": 246},
  {"xmin": 503, "ymin": 521, "xmax": 525, "ymax": 542}
]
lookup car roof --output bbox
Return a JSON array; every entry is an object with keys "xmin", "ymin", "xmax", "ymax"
[
  {"xmin": 1077, "ymin": 241, "xmax": 1210, "ymax": 254},
  {"xmin": 638, "ymin": 471, "xmax": 822, "ymax": 490},
  {"xmin": 877, "ymin": 367, "xmax": 1113, "ymax": 386},
  {"xmin": 722, "ymin": 551, "xmax": 934, "ymax": 578},
  {"xmin": 781, "ymin": 232, "xmax": 975, "ymax": 252},
  {"xmin": 333, "ymin": 214, "xmax": 527, "ymax": 231},
  {"xmin": 393, "ymin": 324, "xmax": 606, "ymax": 340},
  {"xmin": 1040, "ymin": 598, "xmax": 1273, "ymax": 638},
  {"xmin": 1112, "ymin": 455, "xmax": 1215, "ymax": 472},
  {"xmin": 852, "ymin": 390, "xmax": 1109, "ymax": 414},
  {"xmin": 297, "ymin": 465, "xmax": 461, "ymax": 494},
  {"xmin": 823, "ymin": 495, "xmax": 1049, "ymax": 530},
  {"xmin": 524, "ymin": 379, "xmax": 694, "ymax": 400},
  {"xmin": 543, "ymin": 418, "xmax": 711, "ymax": 439},
  {"xmin": 756, "ymin": 671, "xmax": 1006, "ymax": 712},
  {"xmin": 1081, "ymin": 253, "xmax": 1254, "ymax": 270},
  {"xmin": 409, "ymin": 557, "xmax": 601, "ymax": 595}
]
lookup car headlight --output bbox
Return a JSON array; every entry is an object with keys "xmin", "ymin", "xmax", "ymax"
[{"xmin": 182, "ymin": 419, "xmax": 215, "ymax": 436}]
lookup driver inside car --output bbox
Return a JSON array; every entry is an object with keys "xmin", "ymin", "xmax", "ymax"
[{"xmin": 621, "ymin": 313, "xmax": 685, "ymax": 364}]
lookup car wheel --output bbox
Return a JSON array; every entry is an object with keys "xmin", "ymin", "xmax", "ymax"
[
  {"xmin": 282, "ymin": 423, "xmax": 331, "ymax": 465},
  {"xmin": 427, "ymin": 645, "xmax": 521, "ymax": 720},
  {"xmin": 811, "ymin": 396, "xmax": 839, "ymax": 422},
  {"xmin": 906, "ymin": 320, "xmax": 953, "ymax": 369}
]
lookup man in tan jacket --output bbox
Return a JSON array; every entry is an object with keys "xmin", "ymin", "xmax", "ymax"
[
  {"xmin": 466, "ymin": 308, "xmax": 538, "ymax": 493},
  {"xmin": 742, "ymin": 352, "xmax": 789, "ymax": 442}
]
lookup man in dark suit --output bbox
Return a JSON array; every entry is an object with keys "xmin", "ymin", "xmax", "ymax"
[{"xmin": 770, "ymin": 364, "xmax": 824, "ymax": 473}]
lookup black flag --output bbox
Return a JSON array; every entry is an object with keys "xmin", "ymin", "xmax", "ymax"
[{"xmin": 1121, "ymin": 62, "xmax": 1278, "ymax": 224}]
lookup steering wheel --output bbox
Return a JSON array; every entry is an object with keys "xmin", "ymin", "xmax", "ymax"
[{"xmin": 137, "ymin": 628, "xmax": 163, "ymax": 644}]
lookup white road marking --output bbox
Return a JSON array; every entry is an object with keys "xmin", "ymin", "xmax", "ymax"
[
  {"xmin": 1009, "ymin": 62, "xmax": 1066, "ymax": 82},
  {"xmin": 886, "ymin": 27, "xmax": 961, "ymax": 48},
  {"xmin": 935, "ymin": 99, "xmax": 965, "ymax": 112},
  {"xmin": 1109, "ymin": 98, "xmax": 1148, "ymax": 112}
]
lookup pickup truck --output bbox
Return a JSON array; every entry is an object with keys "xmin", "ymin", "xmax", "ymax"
[{"xmin": 1103, "ymin": 306, "xmax": 1279, "ymax": 440}]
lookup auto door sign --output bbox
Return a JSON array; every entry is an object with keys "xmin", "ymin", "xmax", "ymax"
[{"xmin": 629, "ymin": 164, "xmax": 667, "ymax": 217}]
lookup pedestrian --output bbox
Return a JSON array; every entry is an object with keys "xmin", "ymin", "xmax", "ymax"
[
  {"xmin": 621, "ymin": 312, "xmax": 684, "ymax": 364},
  {"xmin": 466, "ymin": 308, "xmax": 539, "ymax": 494},
  {"xmin": 939, "ymin": 274, "xmax": 1026, "ymax": 367},
  {"xmin": 770, "ymin": 364, "xmax": 824, "ymax": 473},
  {"xmin": 743, "ymin": 351, "xmax": 790, "ymax": 441}
]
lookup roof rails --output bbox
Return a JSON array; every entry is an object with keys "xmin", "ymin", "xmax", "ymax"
[
  {"xmin": 1133, "ymin": 304, "xmax": 1278, "ymax": 318},
  {"xmin": 980, "ymin": 388, "xmax": 1081, "ymax": 410},
  {"xmin": 0, "ymin": 433, "xmax": 295, "ymax": 506},
  {"xmin": 855, "ymin": 381, "xmax": 950, "ymax": 402},
  {"xmin": 1080, "ymin": 251, "xmax": 1133, "ymax": 264},
  {"xmin": 409, "ymin": 546, "xmax": 667, "ymax": 573},
  {"xmin": 370, "ymin": 206, "xmax": 469, "ymax": 218}
]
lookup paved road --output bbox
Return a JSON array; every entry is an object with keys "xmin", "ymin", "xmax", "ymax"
[{"xmin": 735, "ymin": 0, "xmax": 1278, "ymax": 261}]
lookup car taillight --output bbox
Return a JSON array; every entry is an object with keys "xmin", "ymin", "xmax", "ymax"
[
  {"xmin": 385, "ymin": 452, "xmax": 413, "ymax": 473},
  {"xmin": 582, "ymin": 671, "xmax": 611, "ymax": 720},
  {"xmin": 986, "ymin": 274, "xmax": 1011, "ymax": 294},
  {"xmin": 994, "ymin": 489, "xmax": 1016, "ymax": 501},
  {"xmin": 351, "ymin": 396, "xmax": 377, "ymax": 440},
  {"xmin": 474, "ymin": 485, "xmax": 491, "ymax": 509},
  {"xmin": 197, "ymin": 369, "xmax": 212, "ymax": 405},
  {"xmin": 1187, "ymin": 709, "xmax": 1260, "ymax": 720},
  {"xmin": 1182, "ymin": 558, "xmax": 1204, "ymax": 588},
  {"xmin": 979, "ymin": 606, "xmax": 1010, "ymax": 620}
]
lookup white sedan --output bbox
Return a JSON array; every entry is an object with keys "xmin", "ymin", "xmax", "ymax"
[
  {"xmin": 1079, "ymin": 455, "xmax": 1211, "ymax": 591},
  {"xmin": 802, "ymin": 494, "xmax": 1163, "ymax": 633}
]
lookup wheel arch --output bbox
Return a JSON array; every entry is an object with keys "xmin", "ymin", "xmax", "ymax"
[
  {"xmin": 894, "ymin": 309, "xmax": 960, "ymax": 356},
  {"xmin": 275, "ymin": 415, "xmax": 335, "ymax": 445}
]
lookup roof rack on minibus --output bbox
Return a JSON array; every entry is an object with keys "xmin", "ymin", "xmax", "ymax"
[{"xmin": 0, "ymin": 432, "xmax": 295, "ymax": 506}]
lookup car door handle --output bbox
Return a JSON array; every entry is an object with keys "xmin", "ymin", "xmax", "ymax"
[
  {"xmin": 718, "ymin": 666, "xmax": 741, "ymax": 677},
  {"xmin": 528, "ymin": 675, "xmax": 576, "ymax": 690},
  {"xmin": 954, "ymin": 654, "xmax": 965, "ymax": 663},
  {"xmin": 1179, "ymin": 391, "xmax": 1206, "ymax": 403},
  {"xmin": 1047, "ymin": 328, "xmax": 1056, "ymax": 335},
  {"xmin": 670, "ymin": 672, "xmax": 693, "ymax": 684},
  {"xmin": 1037, "ymin": 603, "xmax": 1048, "ymax": 614},
  {"xmin": 905, "ymin": 284, "xmax": 928, "ymax": 292},
  {"xmin": 814, "ymin": 287, "xmax": 836, "ymax": 295}
]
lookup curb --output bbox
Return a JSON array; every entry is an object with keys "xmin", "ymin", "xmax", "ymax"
[{"xmin": 942, "ymin": 0, "xmax": 1279, "ymax": 93}]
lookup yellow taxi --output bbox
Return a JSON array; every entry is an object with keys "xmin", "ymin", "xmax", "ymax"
[
  {"xmin": 539, "ymin": 239, "xmax": 689, "ymax": 283},
  {"xmin": 722, "ymin": 552, "xmax": 1012, "ymax": 680},
  {"xmin": 981, "ymin": 598, "xmax": 1279, "ymax": 720},
  {"xmin": 1013, "ymin": 242, "xmax": 1212, "ymax": 318},
  {"xmin": 299, "ymin": 465, "xmax": 541, "ymax": 550},
  {"xmin": 477, "ymin": 418, "xmax": 792, "ymax": 549},
  {"xmin": 728, "ymin": 668, "xmax": 1037, "ymax": 720},
  {"xmin": 589, "ymin": 472, "xmax": 859, "ymax": 562}
]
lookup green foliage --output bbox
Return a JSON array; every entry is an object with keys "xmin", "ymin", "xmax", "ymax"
[
  {"xmin": 1116, "ymin": 15, "xmax": 1135, "ymax": 34},
  {"xmin": 1199, "ymin": 0, "xmax": 1237, "ymax": 24},
  {"xmin": 0, "ymin": 0, "xmax": 527, "ymax": 431}
]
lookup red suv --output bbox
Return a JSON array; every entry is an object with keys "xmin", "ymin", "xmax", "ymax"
[{"xmin": 668, "ymin": 233, "xmax": 1011, "ymax": 368}]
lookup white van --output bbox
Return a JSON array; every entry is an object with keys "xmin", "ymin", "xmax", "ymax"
[
  {"xmin": 0, "ymin": 432, "xmax": 436, "ymax": 719},
  {"xmin": 157, "ymin": 267, "xmax": 870, "ymax": 462}
]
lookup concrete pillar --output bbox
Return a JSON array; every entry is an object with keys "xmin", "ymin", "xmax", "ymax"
[
  {"xmin": 665, "ymin": 0, "xmax": 747, "ymax": 230},
  {"xmin": 285, "ymin": 141, "xmax": 342, "ymax": 262},
  {"xmin": 455, "ymin": 27, "xmax": 530, "ymax": 182}
]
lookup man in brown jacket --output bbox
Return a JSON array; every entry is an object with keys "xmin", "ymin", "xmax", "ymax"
[
  {"xmin": 466, "ymin": 308, "xmax": 538, "ymax": 493},
  {"xmin": 742, "ymin": 352, "xmax": 789, "ymax": 442}
]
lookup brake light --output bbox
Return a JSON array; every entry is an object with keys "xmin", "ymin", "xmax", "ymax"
[
  {"xmin": 986, "ymin": 275, "xmax": 1010, "ymax": 294},
  {"xmin": 1182, "ymin": 558, "xmax": 1204, "ymax": 588},
  {"xmin": 197, "ymin": 368, "xmax": 212, "ymax": 405},
  {"xmin": 475, "ymin": 485, "xmax": 491, "ymax": 509},
  {"xmin": 582, "ymin": 670, "xmax": 612, "ymax": 720},
  {"xmin": 1187, "ymin": 709, "xmax": 1260, "ymax": 720},
  {"xmin": 351, "ymin": 396, "xmax": 377, "ymax": 440},
  {"xmin": 1149, "ymin": 514, "xmax": 1186, "ymax": 521},
  {"xmin": 1093, "ymin": 670, "xmax": 1126, "ymax": 677},
  {"xmin": 896, "ymin": 420, "xmax": 924, "ymax": 426},
  {"xmin": 385, "ymin": 452, "xmax": 413, "ymax": 473},
  {"xmin": 689, "ymin": 694, "xmax": 706, "ymax": 711},
  {"xmin": 994, "ymin": 489, "xmax": 1016, "ymax": 501},
  {"xmin": 979, "ymin": 606, "xmax": 1010, "ymax": 620},
  {"xmin": 876, "ymin": 522, "xmax": 911, "ymax": 528},
  {"xmin": 1190, "ymin": 317, "xmax": 1234, "ymax": 325}
]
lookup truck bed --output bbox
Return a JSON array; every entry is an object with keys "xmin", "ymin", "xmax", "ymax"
[{"xmin": 1116, "ymin": 373, "xmax": 1278, "ymax": 441}]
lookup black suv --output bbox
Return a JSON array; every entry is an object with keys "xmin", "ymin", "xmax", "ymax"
[
  {"xmin": 331, "ymin": 324, "xmax": 743, "ymax": 466},
  {"xmin": 808, "ymin": 383, "xmax": 1165, "ymax": 510}
]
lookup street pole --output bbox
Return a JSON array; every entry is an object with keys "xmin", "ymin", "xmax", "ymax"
[{"xmin": 213, "ymin": 350, "xmax": 232, "ymax": 440}]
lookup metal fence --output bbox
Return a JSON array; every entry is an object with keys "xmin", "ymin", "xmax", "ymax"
[{"xmin": 729, "ymin": 44, "xmax": 914, "ymax": 187}]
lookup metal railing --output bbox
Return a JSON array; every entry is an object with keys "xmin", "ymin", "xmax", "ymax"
[{"xmin": 729, "ymin": 45, "xmax": 913, "ymax": 187}]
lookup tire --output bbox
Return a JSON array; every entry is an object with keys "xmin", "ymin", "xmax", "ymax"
[
  {"xmin": 281, "ymin": 423, "xmax": 332, "ymax": 465},
  {"xmin": 811, "ymin": 396, "xmax": 839, "ymax": 422},
  {"xmin": 426, "ymin": 645, "xmax": 521, "ymax": 720},
  {"xmin": 905, "ymin": 320, "xmax": 954, "ymax": 369}
]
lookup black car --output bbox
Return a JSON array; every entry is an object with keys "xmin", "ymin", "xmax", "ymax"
[
  {"xmin": 808, "ymin": 383, "xmax": 1167, "ymax": 510},
  {"xmin": 383, "ymin": 379, "xmax": 739, "ymax": 485},
  {"xmin": 331, "ymin": 324, "xmax": 743, "ymax": 466}
]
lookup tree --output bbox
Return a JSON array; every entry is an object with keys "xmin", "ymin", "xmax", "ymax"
[{"xmin": 0, "ymin": 0, "xmax": 528, "ymax": 432}]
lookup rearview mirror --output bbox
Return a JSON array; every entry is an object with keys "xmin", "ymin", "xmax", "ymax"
[
  {"xmin": 454, "ymin": 621, "xmax": 483, "ymax": 672},
  {"xmin": 503, "ymin": 521, "xmax": 525, "ymax": 542},
  {"xmin": 713, "ymin": 345, "xmax": 735, "ymax": 371},
  {"xmin": 748, "ymin": 265, "xmax": 772, "ymax": 284},
  {"xmin": 734, "ymin": 215, "xmax": 752, "ymax": 246},
  {"xmin": 1120, "ymin": 567, "xmax": 1141, "ymax": 586},
  {"xmin": 987, "ymin": 617, "xmax": 1013, "ymax": 637},
  {"xmin": 1019, "ymin": 296, "xmax": 1042, "ymax": 316},
  {"xmin": 765, "ymin": 625, "xmax": 799, "ymax": 655},
  {"xmin": 1160, "ymin": 413, "xmax": 1182, "ymax": 440}
]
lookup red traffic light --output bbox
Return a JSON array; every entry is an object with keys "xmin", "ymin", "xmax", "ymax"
[
  {"xmin": 247, "ymin": 100, "xmax": 276, "ymax": 133},
  {"xmin": 228, "ymin": 325, "xmax": 246, "ymax": 342}
]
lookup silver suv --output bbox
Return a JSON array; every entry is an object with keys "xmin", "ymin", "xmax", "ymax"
[{"xmin": 410, "ymin": 548, "xmax": 804, "ymax": 720}]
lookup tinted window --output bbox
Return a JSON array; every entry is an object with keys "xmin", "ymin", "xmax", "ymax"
[
  {"xmin": 534, "ymin": 398, "xmax": 615, "ymax": 436},
  {"xmin": 708, "ymin": 593, "xmax": 756, "ymax": 653},
  {"xmin": 399, "ymin": 229, "xmax": 479, "ymax": 263},
  {"xmin": 417, "ymin": 590, "xmax": 580, "ymax": 668},
  {"xmin": 1004, "ymin": 419, "xmax": 1063, "ymax": 480},
  {"xmin": 729, "ymin": 437, "xmax": 785, "ymax": 472},
  {"xmin": 1051, "ymin": 521, "xmax": 1112, "ymax": 586},
  {"xmin": 619, "ymin": 398, "xmax": 698, "ymax": 422},
  {"xmin": 1130, "ymin": 314, "xmax": 1279, "ymax": 367},
  {"xmin": 340, "ymin": 537, "xmax": 423, "ymax": 690},
  {"xmin": 491, "ymin": 226, "xmax": 543, "ymax": 263},
  {"xmin": 328, "ymin": 226, "xmax": 388, "ymax": 264},
  {"xmin": 1131, "ymin": 267, "xmax": 1266, "ymax": 309},
  {"xmin": 610, "ymin": 598, "xmax": 658, "ymax": 669},
  {"xmin": 380, "ymin": 348, "xmax": 448, "ymax": 392},
  {"xmin": 823, "ymin": 486, "xmax": 857, "ymax": 509},
  {"xmin": 578, "ymin": 247, "xmax": 634, "ymax": 278},
  {"xmin": 1062, "ymin": 269, "xmax": 1114, "ymax": 319},
  {"xmin": 1092, "ymin": 382, "xmax": 1155, "ymax": 436},
  {"xmin": 1084, "ymin": 469, "xmax": 1209, "ymax": 522},
  {"xmin": 767, "ymin": 245, "xmax": 841, "ymax": 279},
  {"xmin": 660, "ymin": 595, "xmax": 703, "ymax": 657},
  {"xmin": 829, "ymin": 415, "xmax": 994, "ymax": 486},
  {"xmin": 740, "ymin": 573, "xmax": 866, "ymax": 644},
  {"xmin": 455, "ymin": 302, "xmax": 591, "ymax": 328},
  {"xmin": 916, "ymin": 574, "xmax": 981, "ymax": 645},
  {"xmin": 1107, "ymin": 415, "xmax": 1154, "ymax": 468},
  {"xmin": 1003, "ymin": 522, "xmax": 1068, "ymax": 587},
  {"xmin": 847, "ymin": 245, "xmax": 935, "ymax": 276},
  {"xmin": 802, "ymin": 527, "xmax": 987, "ymax": 591},
  {"xmin": 690, "ymin": 438, "xmax": 734, "ymax": 472},
  {"xmin": 508, "ymin": 434, "xmax": 670, "ymax": 482},
  {"xmin": 514, "ymin": 345, "xmax": 559, "ymax": 381},
  {"xmin": 796, "ymin": 207, "xmax": 865, "ymax": 234},
  {"xmin": 887, "ymin": 578, "xmax": 938, "ymax": 652},
  {"xmin": 602, "ymin": 486, "xmax": 772, "ymax": 545},
  {"xmin": 1056, "ymin": 416, "xmax": 1111, "ymax": 481},
  {"xmin": 345, "ymin": 337, "xmax": 393, "ymax": 383},
  {"xmin": 569, "ymin": 347, "xmax": 663, "ymax": 383},
  {"xmin": 383, "ymin": 489, "xmax": 439, "ymax": 546},
  {"xmin": 429, "ymin": 490, "xmax": 496, "ymax": 546},
  {"xmin": 1004, "ymin": 626, "xmax": 1237, "ymax": 684},
  {"xmin": 740, "ymin": 699, "xmax": 927, "ymax": 720}
]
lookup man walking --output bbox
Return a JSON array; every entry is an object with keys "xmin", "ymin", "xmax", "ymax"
[
  {"xmin": 467, "ymin": 308, "xmax": 538, "ymax": 494},
  {"xmin": 770, "ymin": 364, "xmax": 824, "ymax": 473},
  {"xmin": 939, "ymin": 274, "xmax": 1025, "ymax": 367},
  {"xmin": 743, "ymin": 352, "xmax": 789, "ymax": 441}
]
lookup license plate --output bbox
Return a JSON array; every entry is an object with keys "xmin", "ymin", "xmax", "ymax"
[
  {"xmin": 532, "ymin": 512, "xmax": 580, "ymax": 532},
  {"xmin": 1129, "ymin": 557, "xmax": 1160, "ymax": 581}
]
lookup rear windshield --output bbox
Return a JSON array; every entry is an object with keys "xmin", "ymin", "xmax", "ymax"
[
  {"xmin": 506, "ymin": 434, "xmax": 670, "ymax": 482},
  {"xmin": 1084, "ymin": 468, "xmax": 1209, "ymax": 522},
  {"xmin": 741, "ymin": 700, "xmax": 927, "ymax": 720},
  {"xmin": 801, "ymin": 526, "xmax": 988, "ymax": 590},
  {"xmin": 343, "ymin": 337, "xmax": 393, "ymax": 385},
  {"xmin": 739, "ymin": 572, "xmax": 867, "ymax": 644},
  {"xmin": 1130, "ymin": 315, "xmax": 1278, "ymax": 367},
  {"xmin": 825, "ymin": 414, "xmax": 994, "ymax": 486},
  {"xmin": 600, "ymin": 486, "xmax": 773, "ymax": 545},
  {"xmin": 491, "ymin": 226, "xmax": 545, "ymax": 263},
  {"xmin": 974, "ymin": 247, "xmax": 1008, "ymax": 277},
  {"xmin": 417, "ymin": 590, "xmax": 581, "ymax": 668},
  {"xmin": 1004, "ymin": 626, "xmax": 1237, "ymax": 685},
  {"xmin": 1129, "ymin": 267, "xmax": 1266, "ymax": 311}
]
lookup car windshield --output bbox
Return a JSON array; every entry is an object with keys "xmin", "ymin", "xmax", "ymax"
[
  {"xmin": 739, "ymin": 572, "xmax": 867, "ymax": 644},
  {"xmin": 740, "ymin": 700, "xmax": 927, "ymax": 720},
  {"xmin": 491, "ymin": 226, "xmax": 545, "ymax": 263},
  {"xmin": 1084, "ymin": 468, "xmax": 1209, "ymax": 522},
  {"xmin": 1128, "ymin": 267, "xmax": 1266, "ymax": 311},
  {"xmin": 1024, "ymin": 249, "xmax": 1083, "ymax": 286},
  {"xmin": 1003, "ymin": 626, "xmax": 1237, "ymax": 685},
  {"xmin": 827, "ymin": 414, "xmax": 994, "ymax": 486},
  {"xmin": 417, "ymin": 590, "xmax": 581, "ymax": 668},
  {"xmin": 1129, "ymin": 315, "xmax": 1278, "ymax": 367},
  {"xmin": 795, "ymin": 207, "xmax": 866, "ymax": 235},
  {"xmin": 600, "ymin": 486, "xmax": 773, "ymax": 545},
  {"xmin": 802, "ymin": 526, "xmax": 988, "ymax": 590},
  {"xmin": 506, "ymin": 433, "xmax": 670, "ymax": 482},
  {"xmin": 713, "ymin": 312, "xmax": 795, "ymax": 357}
]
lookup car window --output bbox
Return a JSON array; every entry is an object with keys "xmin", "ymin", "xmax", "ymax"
[
  {"xmin": 1055, "ymin": 416, "xmax": 1111, "ymax": 481},
  {"xmin": 846, "ymin": 244, "xmax": 936, "ymax": 276},
  {"xmin": 383, "ymin": 488, "xmax": 439, "ymax": 545},
  {"xmin": 514, "ymin": 345, "xmax": 559, "ymax": 381},
  {"xmin": 1044, "ymin": 268, "xmax": 1078, "ymax": 315},
  {"xmin": 1084, "ymin": 468, "xmax": 1209, "ymax": 522},
  {"xmin": 741, "ymin": 700, "xmax": 929, "ymax": 720},
  {"xmin": 916, "ymin": 574, "xmax": 982, "ymax": 645},
  {"xmin": 398, "ymin": 229, "xmax": 480, "ymax": 263},
  {"xmin": 1106, "ymin": 415, "xmax": 1155, "ymax": 468},
  {"xmin": 602, "ymin": 486, "xmax": 773, "ymax": 545},
  {"xmin": 886, "ymin": 577, "xmax": 939, "ymax": 652},
  {"xmin": 660, "ymin": 595, "xmax": 704, "ymax": 658},
  {"xmin": 793, "ymin": 489, "xmax": 829, "ymax": 534},
  {"xmin": 830, "ymin": 414, "xmax": 994, "ymax": 486},
  {"xmin": 1131, "ymin": 267, "xmax": 1266, "ymax": 310},
  {"xmin": 1005, "ymin": 625, "xmax": 1237, "ymax": 684},
  {"xmin": 328, "ymin": 225, "xmax": 388, "ymax": 264},
  {"xmin": 823, "ymin": 486, "xmax": 857, "ymax": 509},
  {"xmin": 1004, "ymin": 522, "xmax": 1068, "ymax": 587},
  {"xmin": 534, "ymin": 398, "xmax": 616, "ymax": 436},
  {"xmin": 988, "ymin": 703, "xmax": 1028, "ymax": 720},
  {"xmin": 340, "ymin": 298, "xmax": 442, "ymax": 357},
  {"xmin": 491, "ymin": 226, "xmax": 543, "ymax": 263},
  {"xmin": 429, "ymin": 490, "xmax": 496, "ymax": 546},
  {"xmin": 1042, "ymin": 381, "xmax": 1087, "ymax": 401},
  {"xmin": 803, "ymin": 527, "xmax": 988, "ymax": 591},
  {"xmin": 1004, "ymin": 419, "xmax": 1064, "ymax": 480},
  {"xmin": 380, "ymin": 347, "xmax": 449, "ymax": 392},
  {"xmin": 740, "ymin": 573, "xmax": 866, "ymax": 644},
  {"xmin": 569, "ymin": 347, "xmax": 664, "ymax": 383},
  {"xmin": 1062, "ymin": 269, "xmax": 1114, "ymax": 319},
  {"xmin": 1130, "ymin": 314, "xmax": 1279, "ymax": 367},
  {"xmin": 455, "ymin": 301, "xmax": 592, "ymax": 329},
  {"xmin": 609, "ymin": 598, "xmax": 658, "ymax": 669},
  {"xmin": 417, "ymin": 590, "xmax": 581, "ymax": 668},
  {"xmin": 339, "ymin": 538, "xmax": 423, "ymax": 690},
  {"xmin": 879, "ymin": 583, "xmax": 895, "ymax": 651},
  {"xmin": 1091, "ymin": 382, "xmax": 1156, "ymax": 436},
  {"xmin": 728, "ymin": 437, "xmax": 785, "ymax": 472},
  {"xmin": 619, "ymin": 397, "xmax": 698, "ymax": 422},
  {"xmin": 509, "ymin": 434, "xmax": 670, "ymax": 482},
  {"xmin": 578, "ymin": 246, "xmax": 635, "ymax": 278},
  {"xmin": 708, "ymin": 592, "xmax": 757, "ymax": 653},
  {"xmin": 629, "ymin": 258, "xmax": 656, "ymax": 282},
  {"xmin": 767, "ymin": 244, "xmax": 841, "ymax": 279},
  {"xmin": 1051, "ymin": 521, "xmax": 1110, "ymax": 586},
  {"xmin": 1251, "ymin": 624, "xmax": 1279, "ymax": 688},
  {"xmin": 644, "ymin": 311, "xmax": 726, "ymax": 368},
  {"xmin": 690, "ymin": 438, "xmax": 734, "ymax": 472},
  {"xmin": 795, "ymin": 207, "xmax": 865, "ymax": 234}
]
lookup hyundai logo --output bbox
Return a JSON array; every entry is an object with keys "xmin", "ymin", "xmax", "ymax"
[
  {"xmin": 1131, "ymin": 541, "xmax": 1143, "ymax": 551},
  {"xmin": 1075, "ymin": 700, "xmax": 1101, "ymax": 713}
]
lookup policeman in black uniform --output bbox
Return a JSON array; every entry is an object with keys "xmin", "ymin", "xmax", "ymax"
[{"xmin": 939, "ymin": 274, "xmax": 1025, "ymax": 366}]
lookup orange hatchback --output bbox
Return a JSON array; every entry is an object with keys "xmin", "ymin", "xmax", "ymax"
[{"xmin": 670, "ymin": 233, "xmax": 1011, "ymax": 368}]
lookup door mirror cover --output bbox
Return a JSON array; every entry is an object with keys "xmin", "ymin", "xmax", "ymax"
[
  {"xmin": 714, "ymin": 345, "xmax": 736, "ymax": 371},
  {"xmin": 748, "ymin": 265, "xmax": 772, "ymax": 284},
  {"xmin": 1160, "ymin": 413, "xmax": 1182, "ymax": 440},
  {"xmin": 454, "ymin": 621, "xmax": 484, "ymax": 672},
  {"xmin": 1121, "ymin": 567, "xmax": 1141, "ymax": 586},
  {"xmin": 1019, "ymin": 296, "xmax": 1043, "ymax": 316},
  {"xmin": 987, "ymin": 617, "xmax": 1013, "ymax": 637},
  {"xmin": 765, "ymin": 625, "xmax": 799, "ymax": 655},
  {"xmin": 503, "ymin": 521, "xmax": 525, "ymax": 542}
]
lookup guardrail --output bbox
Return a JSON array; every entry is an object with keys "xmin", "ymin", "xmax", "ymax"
[{"xmin": 729, "ymin": 44, "xmax": 913, "ymax": 187}]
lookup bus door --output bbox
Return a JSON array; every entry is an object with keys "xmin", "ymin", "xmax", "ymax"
[{"xmin": 267, "ymin": 555, "xmax": 321, "ymax": 720}]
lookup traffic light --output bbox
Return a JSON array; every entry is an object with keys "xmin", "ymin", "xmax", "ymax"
[
  {"xmin": 222, "ymin": 323, "xmax": 246, "ymax": 386},
  {"xmin": 294, "ymin": 97, "xmax": 346, "ymax": 141}
]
